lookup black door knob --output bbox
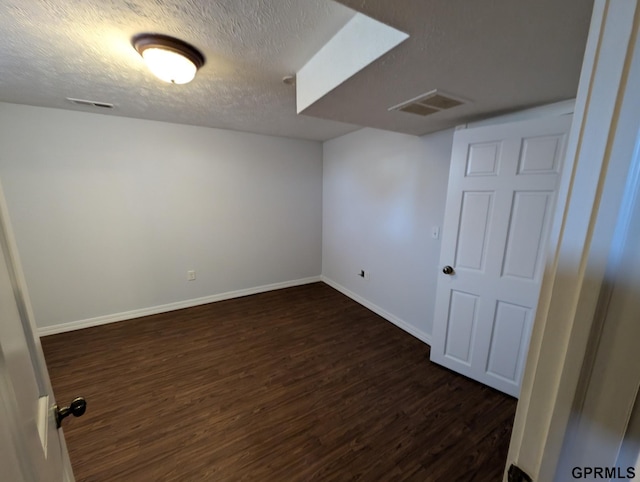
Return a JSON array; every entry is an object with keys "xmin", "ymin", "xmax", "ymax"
[
  {"xmin": 55, "ymin": 397, "xmax": 87, "ymax": 428},
  {"xmin": 442, "ymin": 265, "xmax": 454, "ymax": 275}
]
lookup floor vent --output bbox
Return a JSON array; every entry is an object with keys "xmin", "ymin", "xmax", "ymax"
[
  {"xmin": 66, "ymin": 98, "xmax": 114, "ymax": 109},
  {"xmin": 389, "ymin": 89, "xmax": 467, "ymax": 116}
]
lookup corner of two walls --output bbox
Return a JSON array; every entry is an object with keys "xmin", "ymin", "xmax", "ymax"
[
  {"xmin": 0, "ymin": 103, "xmax": 453, "ymax": 343},
  {"xmin": 321, "ymin": 127, "xmax": 454, "ymax": 345}
]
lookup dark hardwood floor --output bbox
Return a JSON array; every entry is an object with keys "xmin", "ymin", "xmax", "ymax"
[{"xmin": 42, "ymin": 283, "xmax": 516, "ymax": 481}]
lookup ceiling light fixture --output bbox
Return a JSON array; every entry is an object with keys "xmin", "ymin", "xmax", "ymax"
[{"xmin": 132, "ymin": 33, "xmax": 205, "ymax": 85}]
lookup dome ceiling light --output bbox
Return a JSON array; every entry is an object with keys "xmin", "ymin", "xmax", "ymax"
[{"xmin": 132, "ymin": 33, "xmax": 205, "ymax": 85}]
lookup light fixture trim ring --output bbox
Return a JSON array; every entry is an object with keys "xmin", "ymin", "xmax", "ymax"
[{"xmin": 132, "ymin": 33, "xmax": 205, "ymax": 70}]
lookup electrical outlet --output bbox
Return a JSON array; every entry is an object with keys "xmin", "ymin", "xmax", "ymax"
[{"xmin": 187, "ymin": 270, "xmax": 196, "ymax": 281}]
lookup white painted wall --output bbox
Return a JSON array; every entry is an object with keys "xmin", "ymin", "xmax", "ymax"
[
  {"xmin": 322, "ymin": 127, "xmax": 454, "ymax": 342},
  {"xmin": 0, "ymin": 103, "xmax": 323, "ymax": 330}
]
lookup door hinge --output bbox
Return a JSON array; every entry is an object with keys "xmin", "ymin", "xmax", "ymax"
[{"xmin": 508, "ymin": 464, "xmax": 532, "ymax": 482}]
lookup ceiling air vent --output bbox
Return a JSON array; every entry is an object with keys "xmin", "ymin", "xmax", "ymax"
[
  {"xmin": 66, "ymin": 98, "xmax": 114, "ymax": 109},
  {"xmin": 389, "ymin": 89, "xmax": 467, "ymax": 117}
]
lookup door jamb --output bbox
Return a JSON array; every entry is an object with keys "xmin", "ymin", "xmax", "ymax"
[{"xmin": 504, "ymin": 0, "xmax": 640, "ymax": 479}]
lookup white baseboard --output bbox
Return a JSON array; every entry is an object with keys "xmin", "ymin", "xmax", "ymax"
[
  {"xmin": 38, "ymin": 276, "xmax": 322, "ymax": 337},
  {"xmin": 320, "ymin": 276, "xmax": 431, "ymax": 346}
]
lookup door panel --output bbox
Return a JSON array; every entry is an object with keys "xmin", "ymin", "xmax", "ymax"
[
  {"xmin": 501, "ymin": 191, "xmax": 552, "ymax": 280},
  {"xmin": 486, "ymin": 301, "xmax": 530, "ymax": 382},
  {"xmin": 455, "ymin": 192, "xmax": 494, "ymax": 270},
  {"xmin": 431, "ymin": 115, "xmax": 572, "ymax": 397},
  {"xmin": 444, "ymin": 290, "xmax": 480, "ymax": 365},
  {"xmin": 518, "ymin": 135, "xmax": 564, "ymax": 174},
  {"xmin": 466, "ymin": 142, "xmax": 501, "ymax": 176}
]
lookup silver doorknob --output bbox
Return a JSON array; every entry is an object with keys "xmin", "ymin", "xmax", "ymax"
[
  {"xmin": 442, "ymin": 266, "xmax": 454, "ymax": 275},
  {"xmin": 55, "ymin": 397, "xmax": 87, "ymax": 428}
]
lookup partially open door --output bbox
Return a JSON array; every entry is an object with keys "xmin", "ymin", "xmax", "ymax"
[
  {"xmin": 0, "ymin": 179, "xmax": 77, "ymax": 482},
  {"xmin": 430, "ymin": 115, "xmax": 572, "ymax": 397}
]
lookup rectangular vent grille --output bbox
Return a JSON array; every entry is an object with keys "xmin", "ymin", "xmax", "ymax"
[
  {"xmin": 399, "ymin": 104, "xmax": 439, "ymax": 116},
  {"xmin": 66, "ymin": 98, "xmax": 114, "ymax": 109},
  {"xmin": 389, "ymin": 89, "xmax": 467, "ymax": 117}
]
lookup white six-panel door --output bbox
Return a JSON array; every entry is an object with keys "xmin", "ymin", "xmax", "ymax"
[{"xmin": 430, "ymin": 115, "xmax": 572, "ymax": 397}]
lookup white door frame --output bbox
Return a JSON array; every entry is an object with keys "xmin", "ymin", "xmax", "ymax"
[{"xmin": 505, "ymin": 0, "xmax": 640, "ymax": 479}]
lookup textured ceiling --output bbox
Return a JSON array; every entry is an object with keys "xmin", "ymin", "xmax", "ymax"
[
  {"xmin": 0, "ymin": 0, "xmax": 358, "ymax": 141},
  {"xmin": 0, "ymin": 0, "xmax": 593, "ymax": 140}
]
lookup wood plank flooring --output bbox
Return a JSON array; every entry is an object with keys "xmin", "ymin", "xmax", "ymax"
[{"xmin": 41, "ymin": 283, "xmax": 516, "ymax": 481}]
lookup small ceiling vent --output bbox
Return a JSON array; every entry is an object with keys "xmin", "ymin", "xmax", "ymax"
[
  {"xmin": 389, "ymin": 89, "xmax": 468, "ymax": 116},
  {"xmin": 66, "ymin": 98, "xmax": 114, "ymax": 109}
]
